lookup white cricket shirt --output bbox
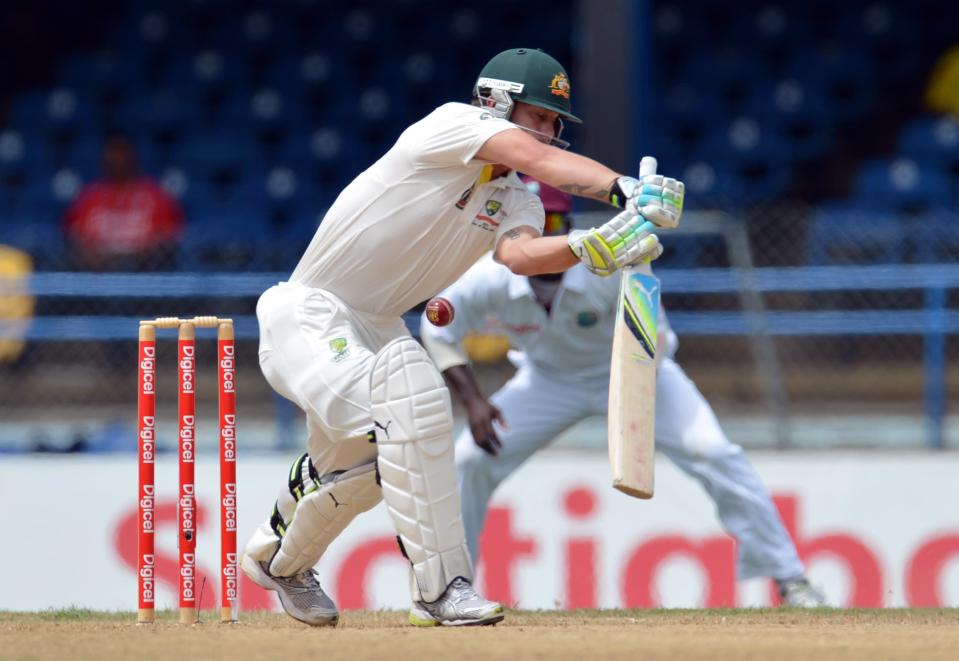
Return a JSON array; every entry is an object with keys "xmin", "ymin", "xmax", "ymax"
[
  {"xmin": 289, "ymin": 102, "xmax": 545, "ymax": 316},
  {"xmin": 420, "ymin": 255, "xmax": 677, "ymax": 379}
]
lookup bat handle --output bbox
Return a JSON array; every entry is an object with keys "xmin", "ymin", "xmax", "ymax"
[{"xmin": 639, "ymin": 156, "xmax": 658, "ymax": 178}]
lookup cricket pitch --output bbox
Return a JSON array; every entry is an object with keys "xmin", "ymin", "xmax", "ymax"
[{"xmin": 2, "ymin": 608, "xmax": 957, "ymax": 660}]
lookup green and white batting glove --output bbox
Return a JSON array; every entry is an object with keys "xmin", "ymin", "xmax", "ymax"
[
  {"xmin": 609, "ymin": 174, "xmax": 685, "ymax": 228},
  {"xmin": 568, "ymin": 209, "xmax": 664, "ymax": 277}
]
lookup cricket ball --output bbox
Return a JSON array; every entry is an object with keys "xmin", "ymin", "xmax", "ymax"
[{"xmin": 425, "ymin": 297, "xmax": 455, "ymax": 327}]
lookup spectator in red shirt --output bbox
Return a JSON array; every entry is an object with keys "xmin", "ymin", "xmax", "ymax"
[{"xmin": 63, "ymin": 133, "xmax": 183, "ymax": 270}]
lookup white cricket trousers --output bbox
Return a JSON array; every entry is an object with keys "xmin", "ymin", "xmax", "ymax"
[{"xmin": 455, "ymin": 357, "xmax": 805, "ymax": 582}]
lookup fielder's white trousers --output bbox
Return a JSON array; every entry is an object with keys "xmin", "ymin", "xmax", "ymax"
[{"xmin": 455, "ymin": 357, "xmax": 805, "ymax": 582}]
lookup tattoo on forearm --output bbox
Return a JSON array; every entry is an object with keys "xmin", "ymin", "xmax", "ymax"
[
  {"xmin": 557, "ymin": 183, "xmax": 612, "ymax": 200},
  {"xmin": 503, "ymin": 229, "xmax": 521, "ymax": 240}
]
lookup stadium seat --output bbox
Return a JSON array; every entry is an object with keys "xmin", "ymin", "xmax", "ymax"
[
  {"xmin": 0, "ymin": 131, "xmax": 55, "ymax": 186},
  {"xmin": 898, "ymin": 115, "xmax": 959, "ymax": 170},
  {"xmin": 784, "ymin": 48, "xmax": 875, "ymax": 122},
  {"xmin": 115, "ymin": 90, "xmax": 205, "ymax": 138},
  {"xmin": 169, "ymin": 133, "xmax": 261, "ymax": 183},
  {"xmin": 180, "ymin": 195, "xmax": 271, "ymax": 271},
  {"xmin": 7, "ymin": 89, "xmax": 100, "ymax": 137},
  {"xmin": 57, "ymin": 51, "xmax": 139, "ymax": 97},
  {"xmin": 159, "ymin": 49, "xmax": 247, "ymax": 96},
  {"xmin": 852, "ymin": 158, "xmax": 953, "ymax": 211},
  {"xmin": 698, "ymin": 117, "xmax": 791, "ymax": 202},
  {"xmin": 743, "ymin": 80, "xmax": 834, "ymax": 161},
  {"xmin": 681, "ymin": 161, "xmax": 746, "ymax": 210},
  {"xmin": 806, "ymin": 203, "xmax": 909, "ymax": 265}
]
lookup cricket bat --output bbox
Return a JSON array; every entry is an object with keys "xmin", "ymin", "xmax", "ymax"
[{"xmin": 607, "ymin": 156, "xmax": 661, "ymax": 499}]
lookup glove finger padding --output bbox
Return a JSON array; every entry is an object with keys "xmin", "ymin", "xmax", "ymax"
[
  {"xmin": 614, "ymin": 174, "xmax": 685, "ymax": 229},
  {"xmin": 597, "ymin": 210, "xmax": 651, "ymax": 260},
  {"xmin": 568, "ymin": 211, "xmax": 661, "ymax": 276},
  {"xmin": 626, "ymin": 234, "xmax": 663, "ymax": 266}
]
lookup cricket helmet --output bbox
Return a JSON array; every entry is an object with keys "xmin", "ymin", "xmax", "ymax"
[{"xmin": 474, "ymin": 48, "xmax": 581, "ymax": 148}]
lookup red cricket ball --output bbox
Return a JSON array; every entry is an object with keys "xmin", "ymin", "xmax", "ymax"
[{"xmin": 425, "ymin": 297, "xmax": 455, "ymax": 327}]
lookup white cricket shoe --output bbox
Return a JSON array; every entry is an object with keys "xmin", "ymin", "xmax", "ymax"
[
  {"xmin": 409, "ymin": 577, "xmax": 505, "ymax": 627},
  {"xmin": 779, "ymin": 577, "xmax": 829, "ymax": 608},
  {"xmin": 242, "ymin": 554, "xmax": 338, "ymax": 626}
]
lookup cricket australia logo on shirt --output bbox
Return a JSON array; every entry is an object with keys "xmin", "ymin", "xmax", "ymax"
[
  {"xmin": 471, "ymin": 197, "xmax": 503, "ymax": 233},
  {"xmin": 329, "ymin": 337, "xmax": 350, "ymax": 362}
]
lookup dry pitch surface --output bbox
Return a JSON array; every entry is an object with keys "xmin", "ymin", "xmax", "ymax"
[{"xmin": 2, "ymin": 609, "xmax": 958, "ymax": 661}]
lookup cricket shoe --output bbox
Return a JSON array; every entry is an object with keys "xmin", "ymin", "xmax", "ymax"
[
  {"xmin": 779, "ymin": 577, "xmax": 828, "ymax": 608},
  {"xmin": 241, "ymin": 554, "xmax": 338, "ymax": 626},
  {"xmin": 409, "ymin": 577, "xmax": 505, "ymax": 627}
]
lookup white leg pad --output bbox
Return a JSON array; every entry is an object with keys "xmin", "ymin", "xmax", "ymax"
[
  {"xmin": 370, "ymin": 337, "xmax": 473, "ymax": 602},
  {"xmin": 268, "ymin": 457, "xmax": 382, "ymax": 577}
]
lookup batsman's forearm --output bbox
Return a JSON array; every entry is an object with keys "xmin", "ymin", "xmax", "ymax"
[
  {"xmin": 497, "ymin": 233, "xmax": 577, "ymax": 276},
  {"xmin": 442, "ymin": 365, "xmax": 486, "ymax": 407},
  {"xmin": 523, "ymin": 149, "xmax": 622, "ymax": 204}
]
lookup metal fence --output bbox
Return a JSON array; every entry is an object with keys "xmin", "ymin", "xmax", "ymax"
[{"xmin": 1, "ymin": 208, "xmax": 957, "ymax": 453}]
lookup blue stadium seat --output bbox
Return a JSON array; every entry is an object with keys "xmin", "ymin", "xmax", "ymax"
[
  {"xmin": 743, "ymin": 80, "xmax": 834, "ymax": 161},
  {"xmin": 681, "ymin": 161, "xmax": 746, "ymax": 210},
  {"xmin": 0, "ymin": 130, "xmax": 55, "ymax": 185},
  {"xmin": 169, "ymin": 133, "xmax": 261, "ymax": 181},
  {"xmin": 835, "ymin": 3, "xmax": 920, "ymax": 81},
  {"xmin": 681, "ymin": 49, "xmax": 767, "ymax": 110},
  {"xmin": 159, "ymin": 49, "xmax": 247, "ymax": 94},
  {"xmin": 115, "ymin": 90, "xmax": 205, "ymax": 135},
  {"xmin": 784, "ymin": 48, "xmax": 875, "ymax": 122},
  {"xmin": 7, "ymin": 89, "xmax": 100, "ymax": 134},
  {"xmin": 60, "ymin": 136, "xmax": 104, "ymax": 179},
  {"xmin": 57, "ymin": 51, "xmax": 139, "ymax": 95},
  {"xmin": 806, "ymin": 203, "xmax": 908, "ymax": 265},
  {"xmin": 853, "ymin": 158, "xmax": 953, "ymax": 211},
  {"xmin": 180, "ymin": 196, "xmax": 271, "ymax": 270},
  {"xmin": 730, "ymin": 5, "xmax": 814, "ymax": 52},
  {"xmin": 219, "ymin": 88, "xmax": 309, "ymax": 135},
  {"xmin": 275, "ymin": 128, "xmax": 361, "ymax": 185},
  {"xmin": 698, "ymin": 117, "xmax": 791, "ymax": 202},
  {"xmin": 899, "ymin": 115, "xmax": 959, "ymax": 169},
  {"xmin": 0, "ymin": 218, "xmax": 64, "ymax": 265}
]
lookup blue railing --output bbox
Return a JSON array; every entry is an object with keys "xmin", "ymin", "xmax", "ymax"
[{"xmin": 1, "ymin": 263, "xmax": 955, "ymax": 446}]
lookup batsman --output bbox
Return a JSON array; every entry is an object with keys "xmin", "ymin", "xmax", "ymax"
[
  {"xmin": 420, "ymin": 179, "xmax": 827, "ymax": 608},
  {"xmin": 242, "ymin": 47, "xmax": 685, "ymax": 627}
]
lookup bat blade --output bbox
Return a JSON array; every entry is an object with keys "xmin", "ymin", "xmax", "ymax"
[{"xmin": 608, "ymin": 155, "xmax": 661, "ymax": 499}]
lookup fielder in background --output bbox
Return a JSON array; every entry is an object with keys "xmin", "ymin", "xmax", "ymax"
[
  {"xmin": 242, "ymin": 47, "xmax": 685, "ymax": 627},
  {"xmin": 419, "ymin": 178, "xmax": 827, "ymax": 608}
]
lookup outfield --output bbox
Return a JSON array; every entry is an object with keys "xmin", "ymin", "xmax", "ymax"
[{"xmin": 2, "ymin": 609, "xmax": 957, "ymax": 660}]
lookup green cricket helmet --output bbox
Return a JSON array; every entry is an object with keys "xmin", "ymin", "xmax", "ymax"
[{"xmin": 474, "ymin": 48, "xmax": 581, "ymax": 148}]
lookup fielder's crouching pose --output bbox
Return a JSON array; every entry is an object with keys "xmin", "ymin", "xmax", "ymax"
[
  {"xmin": 420, "ymin": 179, "xmax": 828, "ymax": 608},
  {"xmin": 241, "ymin": 47, "xmax": 685, "ymax": 627}
]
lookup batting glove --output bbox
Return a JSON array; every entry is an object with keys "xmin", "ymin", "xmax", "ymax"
[
  {"xmin": 568, "ymin": 210, "xmax": 663, "ymax": 277},
  {"xmin": 609, "ymin": 174, "xmax": 685, "ymax": 229}
]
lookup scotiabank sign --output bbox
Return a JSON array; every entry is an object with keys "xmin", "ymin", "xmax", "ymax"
[{"xmin": 0, "ymin": 453, "xmax": 956, "ymax": 610}]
